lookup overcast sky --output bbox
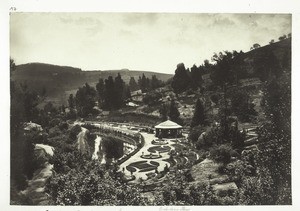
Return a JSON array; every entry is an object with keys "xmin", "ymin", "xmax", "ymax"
[{"xmin": 10, "ymin": 13, "xmax": 291, "ymax": 74}]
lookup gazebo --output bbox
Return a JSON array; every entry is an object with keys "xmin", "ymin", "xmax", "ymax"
[{"xmin": 154, "ymin": 120, "xmax": 183, "ymax": 138}]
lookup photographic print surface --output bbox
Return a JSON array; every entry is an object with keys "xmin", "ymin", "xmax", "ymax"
[{"xmin": 10, "ymin": 13, "xmax": 291, "ymax": 205}]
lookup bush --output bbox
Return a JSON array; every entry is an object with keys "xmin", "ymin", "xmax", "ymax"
[
  {"xmin": 49, "ymin": 118, "xmax": 61, "ymax": 128},
  {"xmin": 188, "ymin": 125, "xmax": 204, "ymax": 145},
  {"xmin": 48, "ymin": 126, "xmax": 62, "ymax": 138},
  {"xmin": 58, "ymin": 121, "xmax": 68, "ymax": 131},
  {"xmin": 210, "ymin": 94, "xmax": 220, "ymax": 105},
  {"xmin": 69, "ymin": 124, "xmax": 82, "ymax": 141},
  {"xmin": 143, "ymin": 91, "xmax": 163, "ymax": 105},
  {"xmin": 210, "ymin": 144, "xmax": 232, "ymax": 164}
]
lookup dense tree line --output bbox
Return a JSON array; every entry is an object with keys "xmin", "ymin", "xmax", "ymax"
[
  {"xmin": 96, "ymin": 73, "xmax": 130, "ymax": 110},
  {"xmin": 171, "ymin": 36, "xmax": 291, "ymax": 94},
  {"xmin": 128, "ymin": 74, "xmax": 165, "ymax": 93},
  {"xmin": 68, "ymin": 73, "xmax": 132, "ymax": 117}
]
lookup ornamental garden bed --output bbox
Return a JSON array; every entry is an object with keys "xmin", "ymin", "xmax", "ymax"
[
  {"xmin": 147, "ymin": 146, "xmax": 171, "ymax": 153},
  {"xmin": 126, "ymin": 166, "xmax": 137, "ymax": 172},
  {"xmin": 139, "ymin": 166, "xmax": 157, "ymax": 172},
  {"xmin": 140, "ymin": 154, "xmax": 162, "ymax": 159},
  {"xmin": 151, "ymin": 139, "xmax": 168, "ymax": 145},
  {"xmin": 127, "ymin": 160, "xmax": 160, "ymax": 173}
]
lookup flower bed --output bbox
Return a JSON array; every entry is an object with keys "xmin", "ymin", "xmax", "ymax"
[
  {"xmin": 150, "ymin": 161, "xmax": 159, "ymax": 166},
  {"xmin": 139, "ymin": 166, "xmax": 157, "ymax": 173},
  {"xmin": 147, "ymin": 146, "xmax": 171, "ymax": 153},
  {"xmin": 126, "ymin": 166, "xmax": 137, "ymax": 172},
  {"xmin": 140, "ymin": 154, "xmax": 162, "ymax": 159},
  {"xmin": 127, "ymin": 160, "xmax": 160, "ymax": 173},
  {"xmin": 151, "ymin": 139, "xmax": 168, "ymax": 145}
]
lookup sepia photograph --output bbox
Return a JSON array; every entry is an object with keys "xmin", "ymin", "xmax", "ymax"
[{"xmin": 8, "ymin": 10, "xmax": 293, "ymax": 207}]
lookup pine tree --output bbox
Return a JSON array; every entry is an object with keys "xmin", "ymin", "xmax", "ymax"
[
  {"xmin": 75, "ymin": 83, "xmax": 97, "ymax": 117},
  {"xmin": 68, "ymin": 94, "xmax": 75, "ymax": 109},
  {"xmin": 129, "ymin": 77, "xmax": 139, "ymax": 91},
  {"xmin": 140, "ymin": 74, "xmax": 148, "ymax": 93},
  {"xmin": 168, "ymin": 99, "xmax": 181, "ymax": 124},
  {"xmin": 96, "ymin": 78, "xmax": 105, "ymax": 107},
  {"xmin": 171, "ymin": 63, "xmax": 191, "ymax": 93},
  {"xmin": 104, "ymin": 76, "xmax": 115, "ymax": 109},
  {"xmin": 191, "ymin": 99, "xmax": 206, "ymax": 127},
  {"xmin": 114, "ymin": 73, "xmax": 125, "ymax": 108},
  {"xmin": 159, "ymin": 103, "xmax": 169, "ymax": 121}
]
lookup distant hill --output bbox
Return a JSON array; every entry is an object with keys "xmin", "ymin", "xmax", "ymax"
[{"xmin": 11, "ymin": 63, "xmax": 173, "ymax": 105}]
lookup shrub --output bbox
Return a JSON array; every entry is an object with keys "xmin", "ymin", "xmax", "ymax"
[
  {"xmin": 188, "ymin": 125, "xmax": 204, "ymax": 145},
  {"xmin": 210, "ymin": 94, "xmax": 220, "ymax": 105},
  {"xmin": 49, "ymin": 118, "xmax": 61, "ymax": 128},
  {"xmin": 48, "ymin": 126, "xmax": 62, "ymax": 138},
  {"xmin": 58, "ymin": 121, "xmax": 68, "ymax": 131},
  {"xmin": 210, "ymin": 144, "xmax": 232, "ymax": 164},
  {"xmin": 69, "ymin": 124, "xmax": 82, "ymax": 141}
]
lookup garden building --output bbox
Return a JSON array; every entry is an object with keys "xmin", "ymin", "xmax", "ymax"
[{"xmin": 154, "ymin": 120, "xmax": 183, "ymax": 138}]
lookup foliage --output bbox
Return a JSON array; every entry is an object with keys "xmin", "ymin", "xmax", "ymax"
[
  {"xmin": 138, "ymin": 74, "xmax": 149, "ymax": 93},
  {"xmin": 210, "ymin": 51, "xmax": 243, "ymax": 86},
  {"xmin": 68, "ymin": 124, "xmax": 82, "ymax": 141},
  {"xmin": 143, "ymin": 90, "xmax": 162, "ymax": 105},
  {"xmin": 229, "ymin": 89, "xmax": 257, "ymax": 122},
  {"xmin": 171, "ymin": 63, "xmax": 192, "ymax": 93},
  {"xmin": 11, "ymin": 81, "xmax": 39, "ymax": 134},
  {"xmin": 159, "ymin": 103, "xmax": 169, "ymax": 121},
  {"xmin": 129, "ymin": 77, "xmax": 139, "ymax": 91},
  {"xmin": 253, "ymin": 50, "xmax": 280, "ymax": 81},
  {"xmin": 114, "ymin": 73, "xmax": 126, "ymax": 108},
  {"xmin": 75, "ymin": 83, "xmax": 97, "ymax": 117},
  {"xmin": 68, "ymin": 94, "xmax": 75, "ymax": 109},
  {"xmin": 188, "ymin": 125, "xmax": 205, "ymax": 146},
  {"xmin": 95, "ymin": 78, "xmax": 105, "ymax": 107},
  {"xmin": 46, "ymin": 162, "xmax": 148, "ymax": 205},
  {"xmin": 210, "ymin": 144, "xmax": 233, "ymax": 164},
  {"xmin": 10, "ymin": 59, "xmax": 41, "ymax": 195},
  {"xmin": 100, "ymin": 74, "xmax": 128, "ymax": 110},
  {"xmin": 11, "ymin": 130, "xmax": 38, "ymax": 190},
  {"xmin": 102, "ymin": 136, "xmax": 124, "ymax": 159},
  {"xmin": 168, "ymin": 99, "xmax": 182, "ymax": 124},
  {"xmin": 191, "ymin": 98, "xmax": 207, "ymax": 127},
  {"xmin": 254, "ymin": 75, "xmax": 291, "ymax": 204}
]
